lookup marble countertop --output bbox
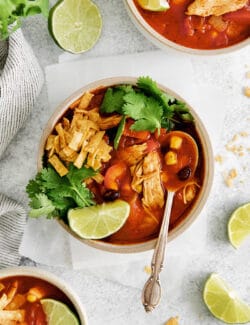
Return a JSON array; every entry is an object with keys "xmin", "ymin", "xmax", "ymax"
[{"xmin": 0, "ymin": 1, "xmax": 250, "ymax": 324}]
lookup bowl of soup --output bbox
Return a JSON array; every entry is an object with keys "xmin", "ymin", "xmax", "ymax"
[
  {"xmin": 0, "ymin": 266, "xmax": 88, "ymax": 324},
  {"xmin": 32, "ymin": 76, "xmax": 213, "ymax": 253},
  {"xmin": 124, "ymin": 0, "xmax": 250, "ymax": 54}
]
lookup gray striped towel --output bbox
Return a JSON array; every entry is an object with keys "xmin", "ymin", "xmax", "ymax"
[
  {"xmin": 0, "ymin": 194, "xmax": 27, "ymax": 267},
  {"xmin": 0, "ymin": 29, "xmax": 44, "ymax": 266}
]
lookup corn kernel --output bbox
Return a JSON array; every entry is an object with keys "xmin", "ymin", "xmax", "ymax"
[
  {"xmin": 170, "ymin": 136, "xmax": 182, "ymax": 149},
  {"xmin": 165, "ymin": 151, "xmax": 177, "ymax": 165},
  {"xmin": 27, "ymin": 294, "xmax": 37, "ymax": 303}
]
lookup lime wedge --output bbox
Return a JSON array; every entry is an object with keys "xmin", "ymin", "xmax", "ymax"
[
  {"xmin": 228, "ymin": 203, "xmax": 250, "ymax": 248},
  {"xmin": 137, "ymin": 0, "xmax": 170, "ymax": 11},
  {"xmin": 41, "ymin": 299, "xmax": 80, "ymax": 325},
  {"xmin": 49, "ymin": 0, "xmax": 102, "ymax": 53},
  {"xmin": 203, "ymin": 273, "xmax": 250, "ymax": 324},
  {"xmin": 68, "ymin": 200, "xmax": 130, "ymax": 239}
]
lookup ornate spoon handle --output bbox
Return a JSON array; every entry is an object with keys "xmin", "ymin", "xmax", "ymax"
[{"xmin": 142, "ymin": 191, "xmax": 175, "ymax": 312}]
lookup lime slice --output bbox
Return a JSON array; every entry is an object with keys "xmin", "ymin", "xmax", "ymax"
[
  {"xmin": 203, "ymin": 273, "xmax": 250, "ymax": 324},
  {"xmin": 228, "ymin": 203, "xmax": 250, "ymax": 248},
  {"xmin": 137, "ymin": 0, "xmax": 170, "ymax": 11},
  {"xmin": 68, "ymin": 200, "xmax": 130, "ymax": 239},
  {"xmin": 41, "ymin": 299, "xmax": 80, "ymax": 325},
  {"xmin": 49, "ymin": 0, "xmax": 102, "ymax": 53}
]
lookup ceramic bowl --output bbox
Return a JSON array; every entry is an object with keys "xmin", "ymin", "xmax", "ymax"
[
  {"xmin": 0, "ymin": 266, "xmax": 88, "ymax": 324},
  {"xmin": 124, "ymin": 0, "xmax": 250, "ymax": 55},
  {"xmin": 38, "ymin": 76, "xmax": 214, "ymax": 253}
]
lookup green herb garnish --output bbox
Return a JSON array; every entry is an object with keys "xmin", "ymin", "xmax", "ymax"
[
  {"xmin": 0, "ymin": 0, "xmax": 49, "ymax": 40},
  {"xmin": 100, "ymin": 76, "xmax": 194, "ymax": 146},
  {"xmin": 26, "ymin": 164, "xmax": 96, "ymax": 219}
]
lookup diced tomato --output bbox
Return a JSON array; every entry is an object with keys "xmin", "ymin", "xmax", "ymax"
[
  {"xmin": 223, "ymin": 7, "xmax": 250, "ymax": 24},
  {"xmin": 104, "ymin": 162, "xmax": 127, "ymax": 191},
  {"xmin": 146, "ymin": 138, "xmax": 160, "ymax": 153},
  {"xmin": 123, "ymin": 120, "xmax": 151, "ymax": 140}
]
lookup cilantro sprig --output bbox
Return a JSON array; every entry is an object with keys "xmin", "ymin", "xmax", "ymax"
[
  {"xmin": 26, "ymin": 164, "xmax": 96, "ymax": 219},
  {"xmin": 100, "ymin": 76, "xmax": 194, "ymax": 137},
  {"xmin": 0, "ymin": 0, "xmax": 49, "ymax": 40}
]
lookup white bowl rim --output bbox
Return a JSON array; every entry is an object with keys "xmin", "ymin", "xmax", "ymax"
[
  {"xmin": 124, "ymin": 0, "xmax": 250, "ymax": 55},
  {"xmin": 0, "ymin": 266, "xmax": 88, "ymax": 325},
  {"xmin": 38, "ymin": 76, "xmax": 214, "ymax": 254}
]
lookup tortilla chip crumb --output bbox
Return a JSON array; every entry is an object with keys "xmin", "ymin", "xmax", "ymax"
[
  {"xmin": 165, "ymin": 316, "xmax": 179, "ymax": 325},
  {"xmin": 246, "ymin": 71, "xmax": 250, "ymax": 79},
  {"xmin": 239, "ymin": 131, "xmax": 249, "ymax": 137},
  {"xmin": 215, "ymin": 155, "xmax": 223, "ymax": 163},
  {"xmin": 224, "ymin": 168, "xmax": 238, "ymax": 187},
  {"xmin": 244, "ymin": 87, "xmax": 250, "ymax": 97},
  {"xmin": 144, "ymin": 266, "xmax": 151, "ymax": 275}
]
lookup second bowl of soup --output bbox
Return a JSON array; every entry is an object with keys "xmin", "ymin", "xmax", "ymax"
[
  {"xmin": 30, "ymin": 76, "xmax": 213, "ymax": 253},
  {"xmin": 124, "ymin": 0, "xmax": 250, "ymax": 54}
]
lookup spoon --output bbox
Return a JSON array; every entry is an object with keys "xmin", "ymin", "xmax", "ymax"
[{"xmin": 142, "ymin": 130, "xmax": 199, "ymax": 312}]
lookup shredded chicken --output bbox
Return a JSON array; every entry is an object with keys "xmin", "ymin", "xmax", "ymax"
[
  {"xmin": 119, "ymin": 143, "xmax": 147, "ymax": 166},
  {"xmin": 186, "ymin": 0, "xmax": 248, "ymax": 17},
  {"xmin": 142, "ymin": 151, "xmax": 165, "ymax": 209}
]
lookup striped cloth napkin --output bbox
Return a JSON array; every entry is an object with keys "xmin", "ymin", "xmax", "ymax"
[{"xmin": 0, "ymin": 29, "xmax": 43, "ymax": 267}]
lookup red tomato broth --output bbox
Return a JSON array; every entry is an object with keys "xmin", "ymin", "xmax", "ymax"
[
  {"xmin": 96, "ymin": 122, "xmax": 204, "ymax": 244},
  {"xmin": 0, "ymin": 276, "xmax": 79, "ymax": 325},
  {"xmin": 133, "ymin": 0, "xmax": 250, "ymax": 50}
]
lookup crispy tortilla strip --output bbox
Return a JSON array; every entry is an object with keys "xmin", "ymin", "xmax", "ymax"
[
  {"xmin": 54, "ymin": 135, "xmax": 60, "ymax": 154},
  {"xmin": 0, "ymin": 309, "xmax": 25, "ymax": 322},
  {"xmin": 186, "ymin": 0, "xmax": 248, "ymax": 17},
  {"xmin": 119, "ymin": 144, "xmax": 147, "ymax": 166},
  {"xmin": 76, "ymin": 119, "xmax": 99, "ymax": 132},
  {"xmin": 62, "ymin": 117, "xmax": 71, "ymax": 130},
  {"xmin": 79, "ymin": 92, "xmax": 94, "ymax": 109},
  {"xmin": 85, "ymin": 131, "xmax": 105, "ymax": 153},
  {"xmin": 61, "ymin": 146, "xmax": 75, "ymax": 157},
  {"xmin": 0, "ymin": 281, "xmax": 18, "ymax": 310},
  {"xmin": 74, "ymin": 149, "xmax": 88, "ymax": 169},
  {"xmin": 91, "ymin": 173, "xmax": 104, "ymax": 184},
  {"xmin": 70, "ymin": 112, "xmax": 84, "ymax": 130},
  {"xmin": 45, "ymin": 135, "xmax": 56, "ymax": 150},
  {"xmin": 5, "ymin": 294, "xmax": 26, "ymax": 311},
  {"xmin": 97, "ymin": 115, "xmax": 122, "ymax": 130},
  {"xmin": 97, "ymin": 140, "xmax": 112, "ymax": 162},
  {"xmin": 69, "ymin": 98, "xmax": 81, "ymax": 109},
  {"xmin": 48, "ymin": 154, "xmax": 68, "ymax": 177},
  {"xmin": 142, "ymin": 151, "xmax": 165, "ymax": 209},
  {"xmin": 55, "ymin": 123, "xmax": 66, "ymax": 149},
  {"xmin": 68, "ymin": 131, "xmax": 84, "ymax": 151}
]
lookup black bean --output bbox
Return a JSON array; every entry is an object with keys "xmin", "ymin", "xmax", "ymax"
[
  {"xmin": 177, "ymin": 166, "xmax": 192, "ymax": 181},
  {"xmin": 103, "ymin": 189, "xmax": 120, "ymax": 202}
]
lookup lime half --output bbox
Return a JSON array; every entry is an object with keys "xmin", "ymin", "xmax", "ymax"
[
  {"xmin": 137, "ymin": 0, "xmax": 170, "ymax": 11},
  {"xmin": 41, "ymin": 299, "xmax": 80, "ymax": 325},
  {"xmin": 68, "ymin": 200, "xmax": 130, "ymax": 239},
  {"xmin": 49, "ymin": 0, "xmax": 102, "ymax": 53},
  {"xmin": 228, "ymin": 203, "xmax": 250, "ymax": 249},
  {"xmin": 203, "ymin": 273, "xmax": 250, "ymax": 324}
]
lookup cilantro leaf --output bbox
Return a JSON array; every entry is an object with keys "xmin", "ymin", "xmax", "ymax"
[
  {"xmin": 29, "ymin": 193, "xmax": 55, "ymax": 218},
  {"xmin": 100, "ymin": 88, "xmax": 126, "ymax": 114},
  {"xmin": 26, "ymin": 164, "xmax": 97, "ymax": 219},
  {"xmin": 0, "ymin": 0, "xmax": 49, "ymax": 40},
  {"xmin": 123, "ymin": 93, "xmax": 163, "ymax": 132}
]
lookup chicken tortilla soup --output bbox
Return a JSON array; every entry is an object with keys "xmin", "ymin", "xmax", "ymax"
[
  {"xmin": 27, "ymin": 77, "xmax": 205, "ymax": 245},
  {"xmin": 134, "ymin": 0, "xmax": 250, "ymax": 50},
  {"xmin": 0, "ymin": 275, "xmax": 80, "ymax": 324}
]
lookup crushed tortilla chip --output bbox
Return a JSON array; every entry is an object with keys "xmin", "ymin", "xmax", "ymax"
[{"xmin": 165, "ymin": 316, "xmax": 179, "ymax": 325}]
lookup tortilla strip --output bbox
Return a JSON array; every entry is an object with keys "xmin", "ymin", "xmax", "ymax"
[
  {"xmin": 48, "ymin": 154, "xmax": 68, "ymax": 177},
  {"xmin": 186, "ymin": 0, "xmax": 248, "ymax": 17},
  {"xmin": 0, "ymin": 310, "xmax": 25, "ymax": 322},
  {"xmin": 79, "ymin": 92, "xmax": 94, "ymax": 109}
]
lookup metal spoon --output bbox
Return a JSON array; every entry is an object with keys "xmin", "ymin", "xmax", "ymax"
[{"xmin": 142, "ymin": 131, "xmax": 199, "ymax": 312}]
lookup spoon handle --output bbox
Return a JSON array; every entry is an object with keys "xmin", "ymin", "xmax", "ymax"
[{"xmin": 142, "ymin": 191, "xmax": 175, "ymax": 312}]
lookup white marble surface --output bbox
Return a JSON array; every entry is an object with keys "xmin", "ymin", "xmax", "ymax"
[{"xmin": 0, "ymin": 1, "xmax": 250, "ymax": 324}]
